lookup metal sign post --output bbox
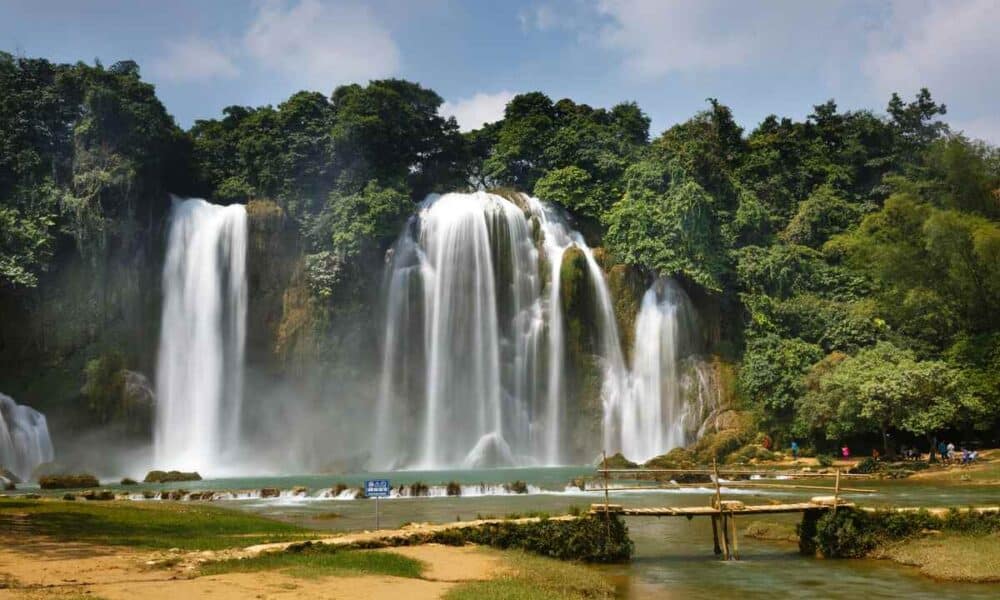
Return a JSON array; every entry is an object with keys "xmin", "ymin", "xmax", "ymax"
[{"xmin": 365, "ymin": 479, "xmax": 391, "ymax": 530}]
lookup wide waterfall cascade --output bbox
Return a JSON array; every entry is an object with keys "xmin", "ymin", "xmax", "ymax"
[
  {"xmin": 603, "ymin": 278, "xmax": 714, "ymax": 463},
  {"xmin": 0, "ymin": 392, "xmax": 54, "ymax": 481},
  {"xmin": 155, "ymin": 197, "xmax": 247, "ymax": 473},
  {"xmin": 375, "ymin": 192, "xmax": 619, "ymax": 469}
]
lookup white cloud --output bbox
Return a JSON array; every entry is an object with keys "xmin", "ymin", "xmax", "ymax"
[
  {"xmin": 440, "ymin": 90, "xmax": 515, "ymax": 132},
  {"xmin": 863, "ymin": 0, "xmax": 1000, "ymax": 143},
  {"xmin": 149, "ymin": 38, "xmax": 239, "ymax": 83},
  {"xmin": 595, "ymin": 0, "xmax": 754, "ymax": 77},
  {"xmin": 245, "ymin": 0, "xmax": 400, "ymax": 91}
]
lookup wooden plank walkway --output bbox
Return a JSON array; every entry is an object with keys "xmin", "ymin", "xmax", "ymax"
[{"xmin": 590, "ymin": 498, "xmax": 850, "ymax": 517}]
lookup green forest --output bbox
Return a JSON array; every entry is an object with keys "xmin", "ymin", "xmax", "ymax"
[{"xmin": 1, "ymin": 52, "xmax": 998, "ymax": 455}]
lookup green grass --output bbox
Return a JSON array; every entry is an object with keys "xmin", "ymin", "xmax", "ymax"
[
  {"xmin": 445, "ymin": 550, "xmax": 614, "ymax": 600},
  {"xmin": 882, "ymin": 533, "xmax": 1000, "ymax": 582},
  {"xmin": 0, "ymin": 498, "xmax": 311, "ymax": 550},
  {"xmin": 199, "ymin": 545, "xmax": 425, "ymax": 579},
  {"xmin": 919, "ymin": 459, "xmax": 1000, "ymax": 483}
]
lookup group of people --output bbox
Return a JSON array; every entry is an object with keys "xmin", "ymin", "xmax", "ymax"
[
  {"xmin": 780, "ymin": 438, "xmax": 980, "ymax": 465},
  {"xmin": 936, "ymin": 440, "xmax": 979, "ymax": 464}
]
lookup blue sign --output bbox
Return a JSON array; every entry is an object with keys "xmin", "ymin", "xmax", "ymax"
[{"xmin": 365, "ymin": 479, "xmax": 391, "ymax": 498}]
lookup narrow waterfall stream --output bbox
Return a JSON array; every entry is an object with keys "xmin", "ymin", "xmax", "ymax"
[
  {"xmin": 0, "ymin": 392, "xmax": 54, "ymax": 481},
  {"xmin": 155, "ymin": 197, "xmax": 247, "ymax": 472},
  {"xmin": 603, "ymin": 278, "xmax": 714, "ymax": 463}
]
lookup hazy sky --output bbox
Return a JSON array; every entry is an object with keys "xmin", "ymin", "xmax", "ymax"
[{"xmin": 2, "ymin": 0, "xmax": 997, "ymax": 142}]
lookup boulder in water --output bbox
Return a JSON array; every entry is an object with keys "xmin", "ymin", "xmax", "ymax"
[
  {"xmin": 260, "ymin": 487, "xmax": 280, "ymax": 498},
  {"xmin": 143, "ymin": 470, "xmax": 202, "ymax": 483},
  {"xmin": 39, "ymin": 474, "xmax": 99, "ymax": 489}
]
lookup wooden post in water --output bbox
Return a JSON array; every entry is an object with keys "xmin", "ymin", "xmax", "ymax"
[
  {"xmin": 834, "ymin": 468, "xmax": 841, "ymax": 514},
  {"xmin": 711, "ymin": 514, "xmax": 722, "ymax": 555},
  {"xmin": 729, "ymin": 512, "xmax": 740, "ymax": 560},
  {"xmin": 713, "ymin": 459, "xmax": 731, "ymax": 559}
]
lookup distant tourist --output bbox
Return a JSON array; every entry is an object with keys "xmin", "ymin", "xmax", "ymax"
[
  {"xmin": 938, "ymin": 441, "xmax": 948, "ymax": 462},
  {"xmin": 872, "ymin": 448, "xmax": 880, "ymax": 461},
  {"xmin": 947, "ymin": 442, "xmax": 956, "ymax": 461},
  {"xmin": 961, "ymin": 448, "xmax": 972, "ymax": 465},
  {"xmin": 790, "ymin": 440, "xmax": 799, "ymax": 459},
  {"xmin": 969, "ymin": 450, "xmax": 979, "ymax": 463},
  {"xmin": 841, "ymin": 445, "xmax": 850, "ymax": 459}
]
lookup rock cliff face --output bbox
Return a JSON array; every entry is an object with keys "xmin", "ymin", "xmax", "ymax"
[{"xmin": 0, "ymin": 198, "xmax": 165, "ymax": 442}]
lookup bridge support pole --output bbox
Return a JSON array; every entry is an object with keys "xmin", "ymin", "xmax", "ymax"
[
  {"xmin": 729, "ymin": 512, "xmax": 740, "ymax": 560},
  {"xmin": 720, "ymin": 513, "xmax": 732, "ymax": 560},
  {"xmin": 711, "ymin": 515, "xmax": 722, "ymax": 555}
]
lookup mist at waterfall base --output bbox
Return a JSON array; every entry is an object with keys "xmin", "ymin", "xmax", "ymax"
[{"xmin": 146, "ymin": 192, "xmax": 716, "ymax": 476}]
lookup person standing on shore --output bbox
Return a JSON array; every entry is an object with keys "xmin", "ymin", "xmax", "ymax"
[
  {"xmin": 790, "ymin": 440, "xmax": 799, "ymax": 459},
  {"xmin": 841, "ymin": 445, "xmax": 850, "ymax": 459}
]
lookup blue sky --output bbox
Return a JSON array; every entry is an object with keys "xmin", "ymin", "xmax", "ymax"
[{"xmin": 2, "ymin": 0, "xmax": 998, "ymax": 142}]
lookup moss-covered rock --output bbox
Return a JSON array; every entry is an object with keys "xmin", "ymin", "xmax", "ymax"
[
  {"xmin": 644, "ymin": 447, "xmax": 696, "ymax": 469},
  {"xmin": 143, "ymin": 470, "xmax": 202, "ymax": 483},
  {"xmin": 39, "ymin": 474, "xmax": 99, "ymax": 489},
  {"xmin": 604, "ymin": 262, "xmax": 646, "ymax": 363},
  {"xmin": 558, "ymin": 247, "xmax": 604, "ymax": 461},
  {"xmin": 600, "ymin": 452, "xmax": 638, "ymax": 469}
]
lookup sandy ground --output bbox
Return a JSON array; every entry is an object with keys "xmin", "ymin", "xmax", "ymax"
[{"xmin": 0, "ymin": 533, "xmax": 504, "ymax": 600}]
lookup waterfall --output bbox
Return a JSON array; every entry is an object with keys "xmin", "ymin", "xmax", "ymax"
[
  {"xmin": 155, "ymin": 197, "xmax": 247, "ymax": 472},
  {"xmin": 603, "ymin": 278, "xmax": 712, "ymax": 463},
  {"xmin": 375, "ymin": 192, "xmax": 715, "ymax": 469},
  {"xmin": 0, "ymin": 392, "xmax": 54, "ymax": 481},
  {"xmin": 376, "ymin": 192, "xmax": 618, "ymax": 469}
]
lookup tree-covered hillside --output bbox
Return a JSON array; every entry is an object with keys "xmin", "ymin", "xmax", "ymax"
[{"xmin": 1, "ymin": 52, "xmax": 997, "ymax": 455}]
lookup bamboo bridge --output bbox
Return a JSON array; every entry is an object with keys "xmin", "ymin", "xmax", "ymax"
[{"xmin": 589, "ymin": 454, "xmax": 871, "ymax": 560}]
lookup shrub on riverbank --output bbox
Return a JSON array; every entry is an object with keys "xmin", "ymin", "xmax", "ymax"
[
  {"xmin": 38, "ymin": 474, "xmax": 99, "ymax": 489},
  {"xmin": 351, "ymin": 515, "xmax": 633, "ymax": 563},
  {"xmin": 800, "ymin": 507, "xmax": 1000, "ymax": 558}
]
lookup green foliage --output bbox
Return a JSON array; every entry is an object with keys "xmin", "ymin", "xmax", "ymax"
[
  {"xmin": 795, "ymin": 342, "xmax": 979, "ymax": 448},
  {"xmin": 605, "ymin": 176, "xmax": 728, "ymax": 291},
  {"xmin": 81, "ymin": 352, "xmax": 126, "ymax": 424},
  {"xmin": 739, "ymin": 334, "xmax": 823, "ymax": 418}
]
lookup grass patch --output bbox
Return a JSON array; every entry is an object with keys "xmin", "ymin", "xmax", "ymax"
[
  {"xmin": 0, "ymin": 498, "xmax": 310, "ymax": 550},
  {"xmin": 914, "ymin": 460, "xmax": 1000, "ymax": 483},
  {"xmin": 200, "ymin": 545, "xmax": 424, "ymax": 580},
  {"xmin": 446, "ymin": 550, "xmax": 614, "ymax": 600},
  {"xmin": 882, "ymin": 533, "xmax": 1000, "ymax": 582}
]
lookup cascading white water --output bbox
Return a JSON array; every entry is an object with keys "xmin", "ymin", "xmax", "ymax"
[
  {"xmin": 603, "ymin": 278, "xmax": 712, "ymax": 462},
  {"xmin": 376, "ymin": 192, "xmax": 715, "ymax": 469},
  {"xmin": 376, "ymin": 192, "xmax": 620, "ymax": 469},
  {"xmin": 155, "ymin": 197, "xmax": 247, "ymax": 472},
  {"xmin": 0, "ymin": 392, "xmax": 54, "ymax": 481}
]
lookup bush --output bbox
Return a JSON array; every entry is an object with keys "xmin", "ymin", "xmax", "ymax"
[
  {"xmin": 143, "ymin": 470, "xmax": 202, "ymax": 483},
  {"xmin": 816, "ymin": 454, "xmax": 834, "ymax": 467},
  {"xmin": 803, "ymin": 507, "xmax": 1000, "ymax": 558},
  {"xmin": 39, "ymin": 474, "xmax": 99, "ymax": 489},
  {"xmin": 444, "ymin": 515, "xmax": 633, "ymax": 563},
  {"xmin": 850, "ymin": 457, "xmax": 879, "ymax": 474},
  {"xmin": 120, "ymin": 477, "xmax": 137, "ymax": 485}
]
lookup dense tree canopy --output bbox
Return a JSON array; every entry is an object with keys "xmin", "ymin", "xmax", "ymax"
[{"xmin": 2, "ymin": 52, "xmax": 997, "ymax": 452}]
